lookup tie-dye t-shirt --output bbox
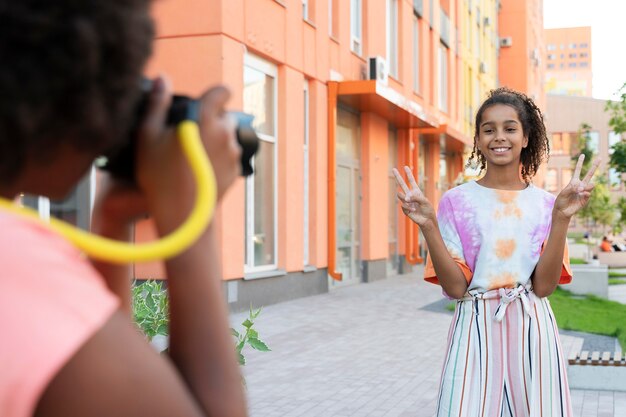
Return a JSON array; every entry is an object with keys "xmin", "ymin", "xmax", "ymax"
[{"xmin": 424, "ymin": 180, "xmax": 572, "ymax": 292}]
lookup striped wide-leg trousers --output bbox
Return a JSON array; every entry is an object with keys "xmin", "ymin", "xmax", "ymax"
[{"xmin": 435, "ymin": 286, "xmax": 572, "ymax": 417}]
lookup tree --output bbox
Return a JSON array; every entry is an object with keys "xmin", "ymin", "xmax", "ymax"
[
  {"xmin": 577, "ymin": 175, "xmax": 615, "ymax": 235},
  {"xmin": 605, "ymin": 83, "xmax": 626, "ymax": 174},
  {"xmin": 571, "ymin": 122, "xmax": 594, "ymax": 177}
]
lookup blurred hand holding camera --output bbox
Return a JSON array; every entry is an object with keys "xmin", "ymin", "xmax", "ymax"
[{"xmin": 92, "ymin": 76, "xmax": 242, "ymax": 242}]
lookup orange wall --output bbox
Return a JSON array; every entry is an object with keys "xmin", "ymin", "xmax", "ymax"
[
  {"xmin": 140, "ymin": 0, "xmax": 473, "ymax": 280},
  {"xmin": 499, "ymin": 0, "xmax": 545, "ymax": 109}
]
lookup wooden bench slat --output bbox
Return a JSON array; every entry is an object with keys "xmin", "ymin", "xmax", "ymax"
[
  {"xmin": 568, "ymin": 350, "xmax": 578, "ymax": 365},
  {"xmin": 579, "ymin": 351, "xmax": 589, "ymax": 364},
  {"xmin": 591, "ymin": 351, "xmax": 600, "ymax": 365},
  {"xmin": 568, "ymin": 351, "xmax": 626, "ymax": 367}
]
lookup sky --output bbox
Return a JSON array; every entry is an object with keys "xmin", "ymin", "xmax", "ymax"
[{"xmin": 543, "ymin": 0, "xmax": 626, "ymax": 100}]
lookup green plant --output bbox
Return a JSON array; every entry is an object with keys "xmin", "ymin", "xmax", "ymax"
[
  {"xmin": 549, "ymin": 287, "xmax": 626, "ymax": 350},
  {"xmin": 609, "ymin": 278, "xmax": 626, "ymax": 286},
  {"xmin": 131, "ymin": 281, "xmax": 271, "ymax": 365},
  {"xmin": 132, "ymin": 280, "xmax": 168, "ymax": 341},
  {"xmin": 232, "ymin": 306, "xmax": 271, "ymax": 366}
]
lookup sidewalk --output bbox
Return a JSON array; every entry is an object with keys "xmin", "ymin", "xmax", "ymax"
[{"xmin": 231, "ymin": 267, "xmax": 626, "ymax": 417}]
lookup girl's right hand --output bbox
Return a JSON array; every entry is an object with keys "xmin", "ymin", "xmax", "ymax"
[{"xmin": 393, "ymin": 166, "xmax": 436, "ymax": 228}]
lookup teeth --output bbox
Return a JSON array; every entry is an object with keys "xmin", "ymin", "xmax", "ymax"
[{"xmin": 492, "ymin": 148, "xmax": 509, "ymax": 153}]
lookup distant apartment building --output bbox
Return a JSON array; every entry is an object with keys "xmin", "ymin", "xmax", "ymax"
[
  {"xmin": 544, "ymin": 94, "xmax": 625, "ymax": 231},
  {"xmin": 545, "ymin": 27, "xmax": 592, "ymax": 97}
]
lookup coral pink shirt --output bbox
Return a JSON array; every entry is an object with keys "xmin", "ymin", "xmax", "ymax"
[{"xmin": 0, "ymin": 211, "xmax": 118, "ymax": 417}]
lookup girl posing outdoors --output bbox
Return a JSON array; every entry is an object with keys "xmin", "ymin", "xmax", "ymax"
[{"xmin": 394, "ymin": 88, "xmax": 600, "ymax": 417}]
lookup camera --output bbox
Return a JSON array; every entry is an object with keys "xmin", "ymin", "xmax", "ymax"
[{"xmin": 99, "ymin": 80, "xmax": 259, "ymax": 181}]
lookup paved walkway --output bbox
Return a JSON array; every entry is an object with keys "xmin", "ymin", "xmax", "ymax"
[{"xmin": 231, "ymin": 268, "xmax": 626, "ymax": 417}]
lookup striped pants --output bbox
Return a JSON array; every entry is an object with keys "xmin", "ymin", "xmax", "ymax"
[{"xmin": 435, "ymin": 285, "xmax": 572, "ymax": 417}]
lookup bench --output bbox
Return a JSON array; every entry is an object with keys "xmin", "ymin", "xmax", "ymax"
[
  {"xmin": 567, "ymin": 350, "xmax": 626, "ymax": 391},
  {"xmin": 568, "ymin": 350, "xmax": 624, "ymax": 366},
  {"xmin": 597, "ymin": 251, "xmax": 626, "ymax": 268}
]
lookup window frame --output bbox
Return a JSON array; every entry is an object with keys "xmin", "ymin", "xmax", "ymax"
[
  {"xmin": 351, "ymin": 0, "xmax": 363, "ymax": 55},
  {"xmin": 243, "ymin": 53, "xmax": 279, "ymax": 273}
]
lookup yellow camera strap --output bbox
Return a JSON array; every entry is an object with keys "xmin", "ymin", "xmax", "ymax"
[{"xmin": 0, "ymin": 120, "xmax": 217, "ymax": 264}]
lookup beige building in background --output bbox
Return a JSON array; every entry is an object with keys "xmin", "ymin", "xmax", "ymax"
[{"xmin": 544, "ymin": 94, "xmax": 625, "ymax": 231}]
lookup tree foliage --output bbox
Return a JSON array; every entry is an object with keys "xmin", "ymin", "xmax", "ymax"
[
  {"xmin": 577, "ymin": 174, "xmax": 615, "ymax": 233},
  {"xmin": 571, "ymin": 122, "xmax": 594, "ymax": 177},
  {"xmin": 606, "ymin": 83, "xmax": 626, "ymax": 174}
]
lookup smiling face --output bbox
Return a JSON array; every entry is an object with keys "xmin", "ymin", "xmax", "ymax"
[{"xmin": 475, "ymin": 104, "xmax": 528, "ymax": 169}]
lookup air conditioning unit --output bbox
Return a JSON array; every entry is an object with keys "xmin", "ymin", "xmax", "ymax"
[
  {"xmin": 483, "ymin": 16, "xmax": 492, "ymax": 26},
  {"xmin": 500, "ymin": 37, "xmax": 513, "ymax": 48},
  {"xmin": 368, "ymin": 56, "xmax": 389, "ymax": 85},
  {"xmin": 479, "ymin": 61, "xmax": 487, "ymax": 74}
]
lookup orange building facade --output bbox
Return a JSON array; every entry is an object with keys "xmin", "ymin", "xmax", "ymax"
[
  {"xmin": 131, "ymin": 0, "xmax": 481, "ymax": 310},
  {"xmin": 498, "ymin": 0, "xmax": 545, "ymax": 109},
  {"xmin": 545, "ymin": 27, "xmax": 592, "ymax": 97}
]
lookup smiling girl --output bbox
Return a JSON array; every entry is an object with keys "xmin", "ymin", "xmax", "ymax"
[{"xmin": 394, "ymin": 87, "xmax": 600, "ymax": 417}]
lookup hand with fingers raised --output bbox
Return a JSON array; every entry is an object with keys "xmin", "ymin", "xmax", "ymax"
[
  {"xmin": 553, "ymin": 154, "xmax": 601, "ymax": 220},
  {"xmin": 393, "ymin": 166, "xmax": 436, "ymax": 228}
]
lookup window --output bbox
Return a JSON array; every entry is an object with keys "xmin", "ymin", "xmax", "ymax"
[
  {"xmin": 547, "ymin": 64, "xmax": 555, "ymax": 69},
  {"xmin": 568, "ymin": 62, "xmax": 577, "ymax": 68},
  {"xmin": 18, "ymin": 169, "xmax": 94, "ymax": 230},
  {"xmin": 351, "ymin": 0, "xmax": 362, "ymax": 54},
  {"xmin": 580, "ymin": 62, "xmax": 589, "ymax": 68},
  {"xmin": 569, "ymin": 43, "xmax": 577, "ymax": 49},
  {"xmin": 610, "ymin": 168, "xmax": 622, "ymax": 190},
  {"xmin": 587, "ymin": 131, "xmax": 600, "ymax": 154},
  {"xmin": 244, "ymin": 54, "xmax": 278, "ymax": 271},
  {"xmin": 609, "ymin": 131, "xmax": 621, "ymax": 156},
  {"xmin": 413, "ymin": 15, "xmax": 420, "ymax": 93},
  {"xmin": 569, "ymin": 53, "xmax": 577, "ymax": 58},
  {"xmin": 547, "ymin": 54, "xmax": 555, "ymax": 60},
  {"xmin": 303, "ymin": 81, "xmax": 310, "ymax": 266},
  {"xmin": 438, "ymin": 43, "xmax": 448, "ymax": 112},
  {"xmin": 545, "ymin": 169, "xmax": 558, "ymax": 192},
  {"xmin": 580, "ymin": 52, "xmax": 589, "ymax": 58},
  {"xmin": 579, "ymin": 42, "xmax": 588, "ymax": 48},
  {"xmin": 303, "ymin": 0, "xmax": 308, "ymax": 19},
  {"xmin": 547, "ymin": 44, "xmax": 556, "ymax": 51},
  {"xmin": 329, "ymin": 0, "xmax": 339, "ymax": 37},
  {"xmin": 387, "ymin": 0, "xmax": 399, "ymax": 77}
]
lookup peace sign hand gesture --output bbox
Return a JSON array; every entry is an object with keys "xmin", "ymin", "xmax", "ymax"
[
  {"xmin": 393, "ymin": 166, "xmax": 436, "ymax": 228},
  {"xmin": 553, "ymin": 154, "xmax": 601, "ymax": 220}
]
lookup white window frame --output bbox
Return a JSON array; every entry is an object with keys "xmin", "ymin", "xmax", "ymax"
[
  {"xmin": 244, "ymin": 53, "xmax": 278, "ymax": 273},
  {"xmin": 303, "ymin": 81, "xmax": 310, "ymax": 266},
  {"xmin": 351, "ymin": 0, "xmax": 362, "ymax": 55},
  {"xmin": 438, "ymin": 43, "xmax": 448, "ymax": 112},
  {"xmin": 387, "ymin": 0, "xmax": 398, "ymax": 78},
  {"xmin": 412, "ymin": 15, "xmax": 420, "ymax": 93},
  {"xmin": 302, "ymin": 0, "xmax": 308, "ymax": 20}
]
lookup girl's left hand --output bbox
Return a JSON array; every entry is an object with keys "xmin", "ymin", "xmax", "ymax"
[{"xmin": 553, "ymin": 154, "xmax": 601, "ymax": 219}]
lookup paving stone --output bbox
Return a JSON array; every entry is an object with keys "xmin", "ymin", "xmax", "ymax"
[{"xmin": 232, "ymin": 268, "xmax": 621, "ymax": 416}]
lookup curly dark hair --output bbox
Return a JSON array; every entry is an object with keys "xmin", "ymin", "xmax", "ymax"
[
  {"xmin": 467, "ymin": 87, "xmax": 550, "ymax": 182},
  {"xmin": 0, "ymin": 0, "xmax": 154, "ymax": 184}
]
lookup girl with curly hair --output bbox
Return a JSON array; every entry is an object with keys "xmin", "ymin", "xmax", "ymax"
[{"xmin": 394, "ymin": 87, "xmax": 600, "ymax": 417}]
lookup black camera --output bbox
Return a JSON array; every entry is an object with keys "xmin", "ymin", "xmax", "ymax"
[{"xmin": 100, "ymin": 81, "xmax": 259, "ymax": 181}]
